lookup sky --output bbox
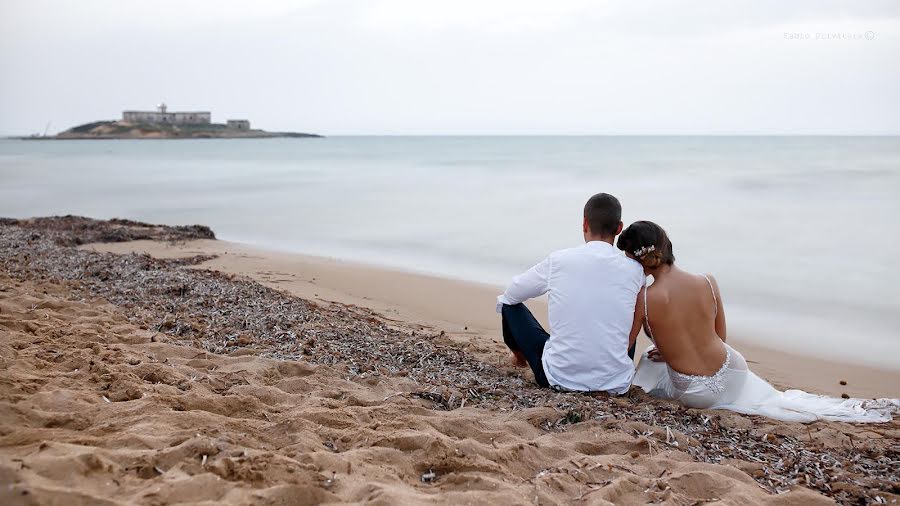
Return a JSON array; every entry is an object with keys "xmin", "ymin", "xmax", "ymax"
[{"xmin": 1, "ymin": 0, "xmax": 899, "ymax": 135}]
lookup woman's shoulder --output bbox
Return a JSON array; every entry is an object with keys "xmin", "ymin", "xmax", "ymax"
[
  {"xmin": 681, "ymin": 271, "xmax": 721, "ymax": 303},
  {"xmin": 652, "ymin": 271, "xmax": 713, "ymax": 300},
  {"xmin": 700, "ymin": 272, "xmax": 720, "ymax": 291},
  {"xmin": 681, "ymin": 271, "xmax": 718, "ymax": 287},
  {"xmin": 645, "ymin": 279, "xmax": 672, "ymax": 305}
]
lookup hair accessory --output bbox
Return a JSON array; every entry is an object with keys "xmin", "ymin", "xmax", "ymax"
[{"xmin": 633, "ymin": 245, "xmax": 656, "ymax": 258}]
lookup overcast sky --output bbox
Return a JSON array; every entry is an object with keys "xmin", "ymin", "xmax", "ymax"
[{"xmin": 1, "ymin": 0, "xmax": 898, "ymax": 135}]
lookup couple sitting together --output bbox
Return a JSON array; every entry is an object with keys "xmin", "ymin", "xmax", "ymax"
[{"xmin": 497, "ymin": 193, "xmax": 896, "ymax": 423}]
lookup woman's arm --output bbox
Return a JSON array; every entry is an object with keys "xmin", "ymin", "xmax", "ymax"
[
  {"xmin": 707, "ymin": 274, "xmax": 727, "ymax": 341},
  {"xmin": 628, "ymin": 287, "xmax": 645, "ymax": 353}
]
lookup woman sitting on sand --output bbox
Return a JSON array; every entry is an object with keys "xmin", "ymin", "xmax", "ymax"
[{"xmin": 619, "ymin": 221, "xmax": 897, "ymax": 423}]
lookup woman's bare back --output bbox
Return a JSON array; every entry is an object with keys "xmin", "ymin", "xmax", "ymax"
[{"xmin": 643, "ymin": 267, "xmax": 727, "ymax": 376}]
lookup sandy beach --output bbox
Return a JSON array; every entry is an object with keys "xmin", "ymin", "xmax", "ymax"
[{"xmin": 1, "ymin": 217, "xmax": 898, "ymax": 505}]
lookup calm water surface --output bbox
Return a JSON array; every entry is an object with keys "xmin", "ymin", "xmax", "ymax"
[{"xmin": 1, "ymin": 136, "xmax": 898, "ymax": 368}]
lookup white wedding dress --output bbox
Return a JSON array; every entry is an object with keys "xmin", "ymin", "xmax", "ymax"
[{"xmin": 632, "ymin": 277, "xmax": 898, "ymax": 423}]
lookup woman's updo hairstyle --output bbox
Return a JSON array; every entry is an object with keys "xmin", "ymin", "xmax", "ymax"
[{"xmin": 616, "ymin": 221, "xmax": 675, "ymax": 269}]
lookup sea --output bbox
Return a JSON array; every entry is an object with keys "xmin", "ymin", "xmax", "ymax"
[{"xmin": 1, "ymin": 136, "xmax": 898, "ymax": 369}]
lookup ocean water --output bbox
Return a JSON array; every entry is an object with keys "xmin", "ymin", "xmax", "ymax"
[{"xmin": 1, "ymin": 136, "xmax": 898, "ymax": 368}]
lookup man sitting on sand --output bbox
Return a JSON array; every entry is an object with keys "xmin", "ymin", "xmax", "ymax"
[{"xmin": 496, "ymin": 193, "xmax": 644, "ymax": 393}]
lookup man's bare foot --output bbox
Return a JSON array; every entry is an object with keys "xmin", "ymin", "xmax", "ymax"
[{"xmin": 510, "ymin": 351, "xmax": 528, "ymax": 368}]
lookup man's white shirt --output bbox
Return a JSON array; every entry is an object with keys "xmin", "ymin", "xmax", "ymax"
[{"xmin": 496, "ymin": 241, "xmax": 644, "ymax": 394}]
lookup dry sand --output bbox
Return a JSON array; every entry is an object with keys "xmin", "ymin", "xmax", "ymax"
[
  {"xmin": 1, "ymin": 217, "xmax": 898, "ymax": 505},
  {"xmin": 87, "ymin": 239, "xmax": 900, "ymax": 400}
]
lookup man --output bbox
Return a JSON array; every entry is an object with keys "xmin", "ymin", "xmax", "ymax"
[{"xmin": 496, "ymin": 193, "xmax": 644, "ymax": 393}]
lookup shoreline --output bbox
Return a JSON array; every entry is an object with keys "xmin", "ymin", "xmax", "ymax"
[{"xmin": 85, "ymin": 238, "xmax": 900, "ymax": 399}]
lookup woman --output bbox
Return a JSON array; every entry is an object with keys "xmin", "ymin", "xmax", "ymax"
[{"xmin": 618, "ymin": 221, "xmax": 897, "ymax": 423}]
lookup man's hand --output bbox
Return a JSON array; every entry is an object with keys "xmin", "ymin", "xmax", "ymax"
[{"xmin": 647, "ymin": 347, "xmax": 665, "ymax": 363}]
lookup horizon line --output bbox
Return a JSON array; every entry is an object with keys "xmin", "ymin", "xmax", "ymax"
[{"xmin": 4, "ymin": 133, "xmax": 900, "ymax": 139}]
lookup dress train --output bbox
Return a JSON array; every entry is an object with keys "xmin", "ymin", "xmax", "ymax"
[{"xmin": 633, "ymin": 345, "xmax": 898, "ymax": 423}]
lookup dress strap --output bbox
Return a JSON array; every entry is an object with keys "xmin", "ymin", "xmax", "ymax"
[
  {"xmin": 703, "ymin": 275, "xmax": 718, "ymax": 318},
  {"xmin": 642, "ymin": 279, "xmax": 654, "ymax": 341}
]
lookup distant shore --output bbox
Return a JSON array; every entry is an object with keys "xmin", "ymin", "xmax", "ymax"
[{"xmin": 15, "ymin": 120, "xmax": 322, "ymax": 140}]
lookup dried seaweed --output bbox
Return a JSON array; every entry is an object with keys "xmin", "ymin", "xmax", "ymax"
[{"xmin": 2, "ymin": 215, "xmax": 214, "ymax": 246}]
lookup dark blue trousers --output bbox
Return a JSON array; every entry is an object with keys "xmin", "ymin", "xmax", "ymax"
[
  {"xmin": 501, "ymin": 303, "xmax": 550, "ymax": 387},
  {"xmin": 501, "ymin": 303, "xmax": 637, "ymax": 389}
]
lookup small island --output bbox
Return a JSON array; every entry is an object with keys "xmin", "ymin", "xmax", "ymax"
[{"xmin": 27, "ymin": 103, "xmax": 321, "ymax": 139}]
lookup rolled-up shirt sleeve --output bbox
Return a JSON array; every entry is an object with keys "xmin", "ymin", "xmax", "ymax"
[{"xmin": 496, "ymin": 256, "xmax": 551, "ymax": 313}]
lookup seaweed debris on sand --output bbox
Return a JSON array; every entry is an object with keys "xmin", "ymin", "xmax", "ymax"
[{"xmin": 0, "ymin": 217, "xmax": 898, "ymax": 505}]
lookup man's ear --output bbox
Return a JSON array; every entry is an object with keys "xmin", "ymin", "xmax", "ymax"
[
  {"xmin": 583, "ymin": 216, "xmax": 590, "ymax": 234},
  {"xmin": 616, "ymin": 221, "xmax": 624, "ymax": 236}
]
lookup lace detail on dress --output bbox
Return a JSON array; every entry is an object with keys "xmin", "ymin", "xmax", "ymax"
[{"xmin": 668, "ymin": 346, "xmax": 732, "ymax": 395}]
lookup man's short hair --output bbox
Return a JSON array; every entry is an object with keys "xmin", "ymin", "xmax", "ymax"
[{"xmin": 583, "ymin": 193, "xmax": 622, "ymax": 237}]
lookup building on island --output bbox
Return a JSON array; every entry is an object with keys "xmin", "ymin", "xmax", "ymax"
[
  {"xmin": 226, "ymin": 119, "xmax": 250, "ymax": 130},
  {"xmin": 122, "ymin": 103, "xmax": 211, "ymax": 125},
  {"xmin": 122, "ymin": 103, "xmax": 254, "ymax": 130}
]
